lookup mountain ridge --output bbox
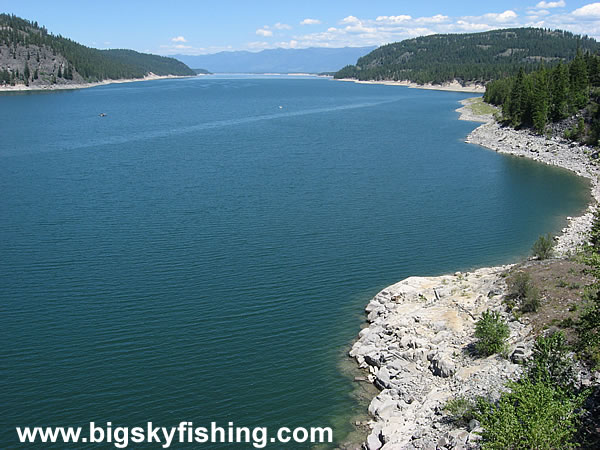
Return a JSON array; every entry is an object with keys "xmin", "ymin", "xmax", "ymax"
[
  {"xmin": 173, "ymin": 46, "xmax": 376, "ymax": 74},
  {"xmin": 0, "ymin": 14, "xmax": 197, "ymax": 88},
  {"xmin": 334, "ymin": 28, "xmax": 600, "ymax": 86}
]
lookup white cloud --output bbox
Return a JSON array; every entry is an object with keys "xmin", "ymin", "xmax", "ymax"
[
  {"xmin": 171, "ymin": 36, "xmax": 187, "ymax": 43},
  {"xmin": 527, "ymin": 9, "xmax": 551, "ymax": 16},
  {"xmin": 376, "ymin": 15, "xmax": 412, "ymax": 23},
  {"xmin": 256, "ymin": 28, "xmax": 273, "ymax": 37},
  {"xmin": 274, "ymin": 22, "xmax": 292, "ymax": 30},
  {"xmin": 415, "ymin": 14, "xmax": 450, "ymax": 24},
  {"xmin": 454, "ymin": 20, "xmax": 493, "ymax": 31},
  {"xmin": 278, "ymin": 39, "xmax": 299, "ymax": 48},
  {"xmin": 536, "ymin": 1, "xmax": 566, "ymax": 8},
  {"xmin": 572, "ymin": 2, "xmax": 600, "ymax": 18},
  {"xmin": 228, "ymin": 4, "xmax": 600, "ymax": 53},
  {"xmin": 300, "ymin": 18, "xmax": 321, "ymax": 25},
  {"xmin": 483, "ymin": 10, "xmax": 518, "ymax": 22},
  {"xmin": 247, "ymin": 41, "xmax": 270, "ymax": 50},
  {"xmin": 340, "ymin": 16, "xmax": 360, "ymax": 24}
]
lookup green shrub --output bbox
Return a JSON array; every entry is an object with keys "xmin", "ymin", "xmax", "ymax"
[
  {"xmin": 508, "ymin": 272, "xmax": 541, "ymax": 313},
  {"xmin": 476, "ymin": 379, "xmax": 585, "ymax": 449},
  {"xmin": 556, "ymin": 279, "xmax": 568, "ymax": 288},
  {"xmin": 521, "ymin": 286, "xmax": 540, "ymax": 313},
  {"xmin": 475, "ymin": 310, "xmax": 510, "ymax": 356},
  {"xmin": 526, "ymin": 331, "xmax": 575, "ymax": 390},
  {"xmin": 532, "ymin": 233, "xmax": 555, "ymax": 260},
  {"xmin": 444, "ymin": 396, "xmax": 476, "ymax": 425},
  {"xmin": 577, "ymin": 291, "xmax": 600, "ymax": 369}
]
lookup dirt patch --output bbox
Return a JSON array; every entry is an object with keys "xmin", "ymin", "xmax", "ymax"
[{"xmin": 506, "ymin": 259, "xmax": 595, "ymax": 341}]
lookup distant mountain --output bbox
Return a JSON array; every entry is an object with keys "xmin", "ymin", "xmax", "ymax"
[
  {"xmin": 0, "ymin": 14, "xmax": 197, "ymax": 88},
  {"xmin": 335, "ymin": 28, "xmax": 600, "ymax": 86},
  {"xmin": 173, "ymin": 46, "xmax": 376, "ymax": 74}
]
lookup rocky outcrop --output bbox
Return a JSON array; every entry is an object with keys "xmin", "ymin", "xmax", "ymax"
[{"xmin": 351, "ymin": 267, "xmax": 531, "ymax": 449}]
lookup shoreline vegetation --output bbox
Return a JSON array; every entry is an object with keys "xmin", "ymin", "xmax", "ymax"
[
  {"xmin": 350, "ymin": 97, "xmax": 600, "ymax": 449},
  {"xmin": 0, "ymin": 73, "xmax": 198, "ymax": 92}
]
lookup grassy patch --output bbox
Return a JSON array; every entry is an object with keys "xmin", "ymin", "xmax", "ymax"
[{"xmin": 467, "ymin": 97, "xmax": 498, "ymax": 116}]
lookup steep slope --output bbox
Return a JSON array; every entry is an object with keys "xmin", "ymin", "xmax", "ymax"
[
  {"xmin": 335, "ymin": 28, "xmax": 599, "ymax": 86},
  {"xmin": 0, "ymin": 14, "xmax": 196, "ymax": 88},
  {"xmin": 174, "ymin": 46, "xmax": 376, "ymax": 74}
]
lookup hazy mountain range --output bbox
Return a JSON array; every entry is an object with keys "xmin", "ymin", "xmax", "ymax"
[{"xmin": 173, "ymin": 46, "xmax": 376, "ymax": 74}]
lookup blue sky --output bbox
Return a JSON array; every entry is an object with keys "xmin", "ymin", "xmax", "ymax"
[{"xmin": 3, "ymin": 1, "xmax": 600, "ymax": 54}]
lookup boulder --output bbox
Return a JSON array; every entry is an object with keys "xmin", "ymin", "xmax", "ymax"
[
  {"xmin": 374, "ymin": 367, "xmax": 392, "ymax": 390},
  {"xmin": 467, "ymin": 419, "xmax": 480, "ymax": 431},
  {"xmin": 430, "ymin": 355, "xmax": 456, "ymax": 378},
  {"xmin": 366, "ymin": 431, "xmax": 383, "ymax": 450},
  {"xmin": 510, "ymin": 344, "xmax": 531, "ymax": 364},
  {"xmin": 365, "ymin": 352, "xmax": 382, "ymax": 368}
]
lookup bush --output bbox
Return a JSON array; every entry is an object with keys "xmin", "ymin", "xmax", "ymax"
[
  {"xmin": 526, "ymin": 331, "xmax": 575, "ymax": 390},
  {"xmin": 444, "ymin": 396, "xmax": 476, "ymax": 425},
  {"xmin": 577, "ymin": 290, "xmax": 600, "ymax": 369},
  {"xmin": 508, "ymin": 271, "xmax": 541, "ymax": 313},
  {"xmin": 532, "ymin": 233, "xmax": 555, "ymax": 260},
  {"xmin": 476, "ymin": 379, "xmax": 585, "ymax": 449},
  {"xmin": 475, "ymin": 310, "xmax": 510, "ymax": 356}
]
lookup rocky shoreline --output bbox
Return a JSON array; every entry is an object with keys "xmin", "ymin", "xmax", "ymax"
[
  {"xmin": 336, "ymin": 78, "xmax": 485, "ymax": 94},
  {"xmin": 352, "ymin": 98, "xmax": 599, "ymax": 449},
  {"xmin": 0, "ymin": 73, "xmax": 196, "ymax": 92}
]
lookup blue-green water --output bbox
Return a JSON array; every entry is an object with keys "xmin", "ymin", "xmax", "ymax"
[{"xmin": 0, "ymin": 76, "xmax": 590, "ymax": 448}]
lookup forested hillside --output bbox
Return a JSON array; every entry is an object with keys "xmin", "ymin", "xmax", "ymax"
[
  {"xmin": 334, "ymin": 28, "xmax": 599, "ymax": 86},
  {"xmin": 484, "ymin": 50, "xmax": 600, "ymax": 144},
  {"xmin": 0, "ymin": 14, "xmax": 196, "ymax": 87}
]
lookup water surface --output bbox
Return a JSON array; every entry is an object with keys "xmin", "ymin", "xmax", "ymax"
[{"xmin": 0, "ymin": 75, "xmax": 590, "ymax": 447}]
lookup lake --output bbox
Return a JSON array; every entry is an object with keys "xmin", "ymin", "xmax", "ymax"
[{"xmin": 0, "ymin": 75, "xmax": 590, "ymax": 448}]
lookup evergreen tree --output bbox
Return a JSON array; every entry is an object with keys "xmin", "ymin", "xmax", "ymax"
[
  {"xmin": 57, "ymin": 65, "xmax": 62, "ymax": 78},
  {"xmin": 508, "ymin": 68, "xmax": 526, "ymax": 126},
  {"xmin": 532, "ymin": 68, "xmax": 550, "ymax": 133},
  {"xmin": 550, "ymin": 62, "xmax": 569, "ymax": 121},
  {"xmin": 569, "ymin": 49, "xmax": 589, "ymax": 110}
]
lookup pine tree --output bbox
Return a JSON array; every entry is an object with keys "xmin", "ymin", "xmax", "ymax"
[
  {"xmin": 57, "ymin": 65, "xmax": 62, "ymax": 78},
  {"xmin": 550, "ymin": 62, "xmax": 569, "ymax": 121},
  {"xmin": 569, "ymin": 48, "xmax": 589, "ymax": 110},
  {"xmin": 508, "ymin": 68, "xmax": 526, "ymax": 127},
  {"xmin": 532, "ymin": 68, "xmax": 550, "ymax": 133}
]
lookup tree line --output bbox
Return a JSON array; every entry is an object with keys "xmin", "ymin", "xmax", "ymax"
[{"xmin": 484, "ymin": 49, "xmax": 600, "ymax": 144}]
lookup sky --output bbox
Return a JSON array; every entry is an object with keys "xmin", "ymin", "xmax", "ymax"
[{"xmin": 3, "ymin": 1, "xmax": 600, "ymax": 55}]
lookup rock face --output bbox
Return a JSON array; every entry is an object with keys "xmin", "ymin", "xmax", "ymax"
[{"xmin": 351, "ymin": 267, "xmax": 531, "ymax": 449}]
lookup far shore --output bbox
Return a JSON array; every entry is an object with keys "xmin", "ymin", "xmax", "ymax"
[
  {"xmin": 336, "ymin": 77, "xmax": 486, "ymax": 93},
  {"xmin": 0, "ymin": 73, "xmax": 197, "ymax": 93}
]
